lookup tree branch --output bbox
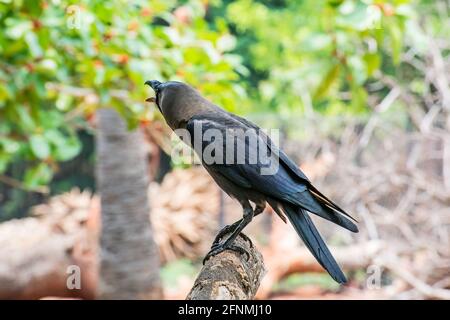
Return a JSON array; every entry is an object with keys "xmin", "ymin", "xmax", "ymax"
[
  {"xmin": 0, "ymin": 174, "xmax": 49, "ymax": 194},
  {"xmin": 187, "ymin": 233, "xmax": 266, "ymax": 300}
]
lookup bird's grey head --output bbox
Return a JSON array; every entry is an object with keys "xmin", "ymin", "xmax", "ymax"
[
  {"xmin": 145, "ymin": 80, "xmax": 162, "ymax": 92},
  {"xmin": 145, "ymin": 79, "xmax": 166, "ymax": 113},
  {"xmin": 145, "ymin": 80, "xmax": 189, "ymax": 113},
  {"xmin": 145, "ymin": 80, "xmax": 207, "ymax": 129},
  {"xmin": 144, "ymin": 80, "xmax": 162, "ymax": 110}
]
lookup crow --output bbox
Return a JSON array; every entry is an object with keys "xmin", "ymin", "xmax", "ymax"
[{"xmin": 145, "ymin": 80, "xmax": 358, "ymax": 283}]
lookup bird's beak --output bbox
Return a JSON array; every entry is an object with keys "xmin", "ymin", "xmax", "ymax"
[
  {"xmin": 145, "ymin": 80, "xmax": 162, "ymax": 91},
  {"xmin": 145, "ymin": 80, "xmax": 162, "ymax": 104}
]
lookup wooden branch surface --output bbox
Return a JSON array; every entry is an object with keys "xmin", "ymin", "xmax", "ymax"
[{"xmin": 187, "ymin": 233, "xmax": 266, "ymax": 300}]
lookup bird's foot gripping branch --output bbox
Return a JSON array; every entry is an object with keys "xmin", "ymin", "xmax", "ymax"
[{"xmin": 187, "ymin": 232, "xmax": 266, "ymax": 300}]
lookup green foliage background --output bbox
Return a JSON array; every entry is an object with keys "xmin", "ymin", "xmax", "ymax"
[{"xmin": 0, "ymin": 0, "xmax": 447, "ymax": 218}]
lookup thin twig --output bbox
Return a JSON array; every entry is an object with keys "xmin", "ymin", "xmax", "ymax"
[{"xmin": 0, "ymin": 175, "xmax": 49, "ymax": 194}]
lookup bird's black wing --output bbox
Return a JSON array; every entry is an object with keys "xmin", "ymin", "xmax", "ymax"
[
  {"xmin": 185, "ymin": 113, "xmax": 357, "ymax": 232},
  {"xmin": 230, "ymin": 113, "xmax": 357, "ymax": 222},
  {"xmin": 229, "ymin": 113, "xmax": 310, "ymax": 181},
  {"xmin": 185, "ymin": 114, "xmax": 307, "ymax": 195}
]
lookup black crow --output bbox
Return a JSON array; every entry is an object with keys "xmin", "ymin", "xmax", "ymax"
[{"xmin": 145, "ymin": 80, "xmax": 358, "ymax": 283}]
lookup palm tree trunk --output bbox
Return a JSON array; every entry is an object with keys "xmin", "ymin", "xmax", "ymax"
[{"xmin": 96, "ymin": 108, "xmax": 162, "ymax": 299}]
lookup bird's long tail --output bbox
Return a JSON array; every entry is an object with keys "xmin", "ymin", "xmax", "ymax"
[
  {"xmin": 284, "ymin": 189, "xmax": 359, "ymax": 233},
  {"xmin": 281, "ymin": 203, "xmax": 347, "ymax": 284}
]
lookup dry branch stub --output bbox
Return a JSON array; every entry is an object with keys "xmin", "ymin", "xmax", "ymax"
[{"xmin": 187, "ymin": 233, "xmax": 266, "ymax": 300}]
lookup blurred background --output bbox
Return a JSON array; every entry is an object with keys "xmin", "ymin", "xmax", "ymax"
[{"xmin": 0, "ymin": 0, "xmax": 449, "ymax": 300}]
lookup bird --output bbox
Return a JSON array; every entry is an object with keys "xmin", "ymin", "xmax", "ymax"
[{"xmin": 145, "ymin": 80, "xmax": 358, "ymax": 283}]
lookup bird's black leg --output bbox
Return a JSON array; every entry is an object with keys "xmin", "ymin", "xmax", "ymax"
[
  {"xmin": 211, "ymin": 202, "xmax": 265, "ymax": 246},
  {"xmin": 211, "ymin": 219, "xmax": 242, "ymax": 245},
  {"xmin": 203, "ymin": 201, "xmax": 265, "ymax": 263},
  {"xmin": 219, "ymin": 203, "xmax": 265, "ymax": 247}
]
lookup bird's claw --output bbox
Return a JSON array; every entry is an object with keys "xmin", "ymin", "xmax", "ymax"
[
  {"xmin": 240, "ymin": 233, "xmax": 253, "ymax": 248},
  {"xmin": 203, "ymin": 244, "xmax": 250, "ymax": 265},
  {"xmin": 212, "ymin": 225, "xmax": 234, "ymax": 245},
  {"xmin": 212, "ymin": 225, "xmax": 253, "ymax": 247}
]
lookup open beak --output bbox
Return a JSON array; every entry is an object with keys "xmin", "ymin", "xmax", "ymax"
[{"xmin": 145, "ymin": 80, "xmax": 162, "ymax": 104}]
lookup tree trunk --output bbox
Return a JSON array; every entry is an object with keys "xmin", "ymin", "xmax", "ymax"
[
  {"xmin": 187, "ymin": 233, "xmax": 265, "ymax": 300},
  {"xmin": 96, "ymin": 108, "xmax": 162, "ymax": 299}
]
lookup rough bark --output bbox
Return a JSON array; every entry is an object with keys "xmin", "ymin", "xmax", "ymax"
[
  {"xmin": 187, "ymin": 233, "xmax": 266, "ymax": 300},
  {"xmin": 96, "ymin": 108, "xmax": 162, "ymax": 299}
]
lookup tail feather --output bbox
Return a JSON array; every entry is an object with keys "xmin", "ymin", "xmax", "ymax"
[
  {"xmin": 282, "ymin": 203, "xmax": 347, "ymax": 284},
  {"xmin": 285, "ymin": 190, "xmax": 358, "ymax": 233},
  {"xmin": 267, "ymin": 197, "xmax": 288, "ymax": 223},
  {"xmin": 308, "ymin": 185, "xmax": 358, "ymax": 222}
]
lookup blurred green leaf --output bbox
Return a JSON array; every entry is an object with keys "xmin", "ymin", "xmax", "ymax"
[
  {"xmin": 363, "ymin": 53, "xmax": 381, "ymax": 76},
  {"xmin": 24, "ymin": 163, "xmax": 53, "ymax": 188},
  {"xmin": 350, "ymin": 83, "xmax": 368, "ymax": 112},
  {"xmin": 314, "ymin": 64, "xmax": 340, "ymax": 100},
  {"xmin": 54, "ymin": 136, "xmax": 81, "ymax": 161},
  {"xmin": 387, "ymin": 21, "xmax": 403, "ymax": 65},
  {"xmin": 30, "ymin": 134, "xmax": 50, "ymax": 159},
  {"xmin": 348, "ymin": 55, "xmax": 367, "ymax": 85}
]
